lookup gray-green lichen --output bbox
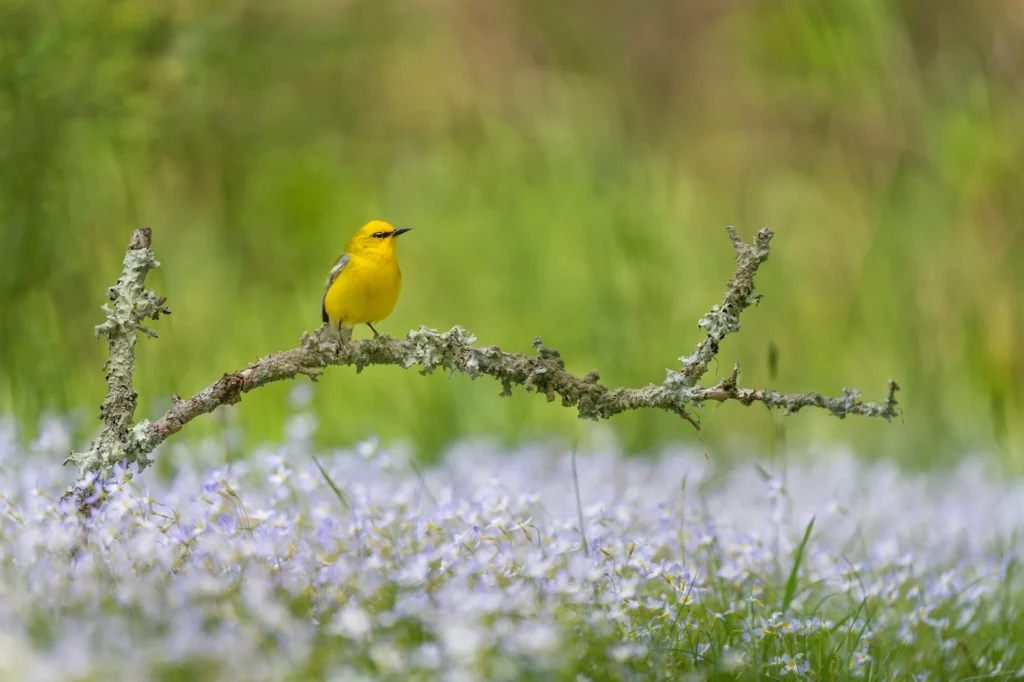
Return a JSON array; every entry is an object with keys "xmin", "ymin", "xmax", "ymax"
[
  {"xmin": 66, "ymin": 225, "xmax": 900, "ymax": 507},
  {"xmin": 666, "ymin": 226, "xmax": 772, "ymax": 392},
  {"xmin": 65, "ymin": 228, "xmax": 170, "ymax": 481}
]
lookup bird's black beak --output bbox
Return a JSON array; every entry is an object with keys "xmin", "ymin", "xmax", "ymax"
[{"xmin": 391, "ymin": 227, "xmax": 412, "ymax": 237}]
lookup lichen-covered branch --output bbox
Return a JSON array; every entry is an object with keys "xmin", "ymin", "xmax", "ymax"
[
  {"xmin": 64, "ymin": 228, "xmax": 170, "ymax": 477},
  {"xmin": 669, "ymin": 226, "xmax": 772, "ymax": 389},
  {"xmin": 698, "ymin": 363, "xmax": 900, "ymax": 419},
  {"xmin": 65, "ymin": 226, "xmax": 900, "ymax": 491}
]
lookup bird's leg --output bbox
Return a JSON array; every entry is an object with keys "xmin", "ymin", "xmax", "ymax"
[
  {"xmin": 367, "ymin": 323, "xmax": 380, "ymax": 338},
  {"xmin": 331, "ymin": 321, "xmax": 353, "ymax": 343}
]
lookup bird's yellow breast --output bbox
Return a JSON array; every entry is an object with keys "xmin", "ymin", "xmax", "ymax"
[{"xmin": 323, "ymin": 253, "xmax": 402, "ymax": 325}]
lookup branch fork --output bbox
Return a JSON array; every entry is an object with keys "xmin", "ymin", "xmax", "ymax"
[{"xmin": 64, "ymin": 226, "xmax": 900, "ymax": 506}]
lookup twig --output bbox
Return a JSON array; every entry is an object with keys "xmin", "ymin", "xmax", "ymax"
[
  {"xmin": 63, "ymin": 226, "xmax": 901, "ymax": 503},
  {"xmin": 672, "ymin": 226, "xmax": 772, "ymax": 388}
]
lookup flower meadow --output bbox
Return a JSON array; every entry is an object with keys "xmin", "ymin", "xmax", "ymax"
[{"xmin": 1, "ymin": 409, "xmax": 1023, "ymax": 682}]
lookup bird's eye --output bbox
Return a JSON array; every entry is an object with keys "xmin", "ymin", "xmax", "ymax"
[{"xmin": 372, "ymin": 231, "xmax": 385, "ymax": 238}]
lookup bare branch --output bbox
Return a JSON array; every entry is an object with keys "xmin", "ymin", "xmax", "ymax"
[{"xmin": 64, "ymin": 225, "xmax": 900, "ymax": 494}]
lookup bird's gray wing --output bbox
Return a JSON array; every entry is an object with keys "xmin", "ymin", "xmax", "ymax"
[{"xmin": 321, "ymin": 253, "xmax": 350, "ymax": 324}]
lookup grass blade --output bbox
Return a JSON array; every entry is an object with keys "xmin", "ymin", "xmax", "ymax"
[
  {"xmin": 312, "ymin": 455, "xmax": 350, "ymax": 510},
  {"xmin": 782, "ymin": 515, "xmax": 815, "ymax": 613},
  {"xmin": 571, "ymin": 441, "xmax": 589, "ymax": 554}
]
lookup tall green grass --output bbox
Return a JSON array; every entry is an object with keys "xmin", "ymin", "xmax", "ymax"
[{"xmin": 1, "ymin": 0, "xmax": 1021, "ymax": 465}]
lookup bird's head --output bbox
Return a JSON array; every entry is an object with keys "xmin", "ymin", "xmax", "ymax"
[{"xmin": 345, "ymin": 220, "xmax": 412, "ymax": 256}]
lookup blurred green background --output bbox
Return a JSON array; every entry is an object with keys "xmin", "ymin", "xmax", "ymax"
[{"xmin": 1, "ymin": 0, "xmax": 1021, "ymax": 466}]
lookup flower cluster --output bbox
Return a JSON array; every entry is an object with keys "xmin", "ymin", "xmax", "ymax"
[{"xmin": 0, "ymin": 412, "xmax": 1021, "ymax": 680}]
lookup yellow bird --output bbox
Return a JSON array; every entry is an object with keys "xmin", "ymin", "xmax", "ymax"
[{"xmin": 321, "ymin": 220, "xmax": 412, "ymax": 340}]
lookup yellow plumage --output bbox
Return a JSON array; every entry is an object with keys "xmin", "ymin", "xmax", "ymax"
[{"xmin": 321, "ymin": 220, "xmax": 411, "ymax": 338}]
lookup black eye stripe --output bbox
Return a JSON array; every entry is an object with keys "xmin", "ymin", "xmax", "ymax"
[{"xmin": 372, "ymin": 231, "xmax": 386, "ymax": 238}]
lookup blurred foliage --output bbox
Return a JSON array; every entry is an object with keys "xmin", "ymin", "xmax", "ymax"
[{"xmin": 0, "ymin": 0, "xmax": 1021, "ymax": 465}]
